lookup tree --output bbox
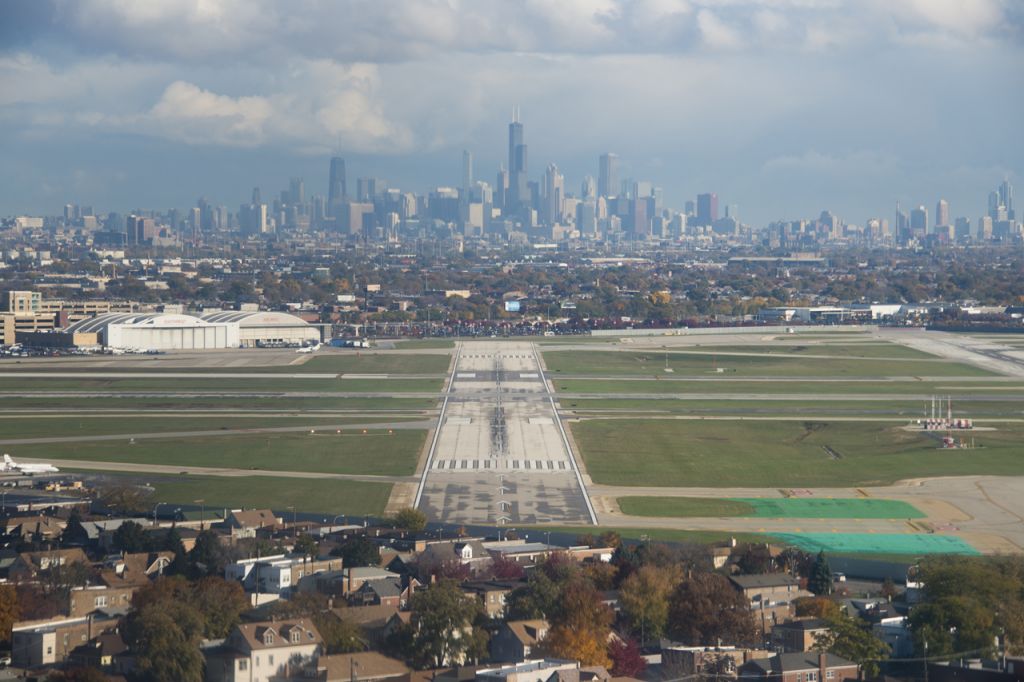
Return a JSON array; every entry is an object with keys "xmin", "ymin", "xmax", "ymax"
[
  {"xmin": 332, "ymin": 537, "xmax": 381, "ymax": 568},
  {"xmin": 619, "ymin": 565, "xmax": 680, "ymax": 644},
  {"xmin": 113, "ymin": 520, "xmax": 151, "ymax": 553},
  {"xmin": 410, "ymin": 580, "xmax": 485, "ymax": 668},
  {"xmin": 490, "ymin": 555, "xmax": 525, "ymax": 580},
  {"xmin": 507, "ymin": 571, "xmax": 560, "ymax": 620},
  {"xmin": 191, "ymin": 577, "xmax": 248, "ymax": 639},
  {"xmin": 608, "ymin": 637, "xmax": 647, "ymax": 678},
  {"xmin": 293, "ymin": 533, "xmax": 319, "ymax": 558},
  {"xmin": 125, "ymin": 603, "xmax": 204, "ymax": 682},
  {"xmin": 794, "ymin": 596, "xmax": 841, "ymax": 620},
  {"xmin": 736, "ymin": 543, "xmax": 776, "ymax": 574},
  {"xmin": 96, "ymin": 484, "xmax": 151, "ymax": 514},
  {"xmin": 544, "ymin": 580, "xmax": 614, "ymax": 667},
  {"xmin": 189, "ymin": 529, "xmax": 227, "ymax": 577},
  {"xmin": 0, "ymin": 585, "xmax": 20, "ymax": 646},
  {"xmin": 814, "ymin": 614, "xmax": 889, "ymax": 678},
  {"xmin": 316, "ymin": 612, "xmax": 368, "ymax": 654},
  {"xmin": 46, "ymin": 668, "xmax": 109, "ymax": 682},
  {"xmin": 667, "ymin": 573, "xmax": 756, "ymax": 646},
  {"xmin": 393, "ymin": 508, "xmax": 428, "ymax": 533},
  {"xmin": 808, "ymin": 551, "xmax": 833, "ymax": 596}
]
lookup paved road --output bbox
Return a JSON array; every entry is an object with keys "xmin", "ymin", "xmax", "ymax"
[
  {"xmin": 415, "ymin": 341, "xmax": 596, "ymax": 526},
  {"xmin": 0, "ymin": 420, "xmax": 431, "ymax": 446}
]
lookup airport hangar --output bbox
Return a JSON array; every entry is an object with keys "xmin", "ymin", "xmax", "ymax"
[{"xmin": 24, "ymin": 311, "xmax": 321, "ymax": 350}]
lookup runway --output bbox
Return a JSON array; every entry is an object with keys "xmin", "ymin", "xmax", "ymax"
[{"xmin": 415, "ymin": 341, "xmax": 596, "ymax": 526}]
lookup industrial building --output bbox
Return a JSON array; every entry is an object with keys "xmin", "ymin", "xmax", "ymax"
[
  {"xmin": 59, "ymin": 313, "xmax": 238, "ymax": 350},
  {"xmin": 200, "ymin": 310, "xmax": 322, "ymax": 348},
  {"xmin": 21, "ymin": 309, "xmax": 322, "ymax": 351}
]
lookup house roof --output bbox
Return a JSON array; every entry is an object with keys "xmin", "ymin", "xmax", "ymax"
[
  {"xmin": 228, "ymin": 509, "xmax": 281, "ymax": 529},
  {"xmin": 744, "ymin": 653, "xmax": 858, "ymax": 674},
  {"xmin": 730, "ymin": 574, "xmax": 801, "ymax": 590},
  {"xmin": 317, "ymin": 652, "xmax": 410, "ymax": 681},
  {"xmin": 232, "ymin": 618, "xmax": 322, "ymax": 652},
  {"xmin": 357, "ymin": 578, "xmax": 403, "ymax": 599},
  {"xmin": 504, "ymin": 619, "xmax": 549, "ymax": 646},
  {"xmin": 332, "ymin": 604, "xmax": 400, "ymax": 628},
  {"xmin": 774, "ymin": 618, "xmax": 829, "ymax": 632}
]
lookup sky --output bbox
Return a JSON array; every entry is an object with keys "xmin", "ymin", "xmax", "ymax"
[{"xmin": 1, "ymin": 0, "xmax": 1022, "ymax": 226}]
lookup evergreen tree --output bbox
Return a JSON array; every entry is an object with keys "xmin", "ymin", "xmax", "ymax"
[{"xmin": 808, "ymin": 551, "xmax": 833, "ymax": 595}]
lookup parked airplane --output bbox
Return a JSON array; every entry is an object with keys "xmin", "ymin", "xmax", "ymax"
[
  {"xmin": 1, "ymin": 454, "xmax": 59, "ymax": 475},
  {"xmin": 296, "ymin": 343, "xmax": 321, "ymax": 354}
]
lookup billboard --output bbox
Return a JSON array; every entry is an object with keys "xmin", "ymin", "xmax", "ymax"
[{"xmin": 504, "ymin": 300, "xmax": 521, "ymax": 312}]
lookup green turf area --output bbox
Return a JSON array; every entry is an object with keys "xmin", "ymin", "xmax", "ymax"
[
  {"xmin": 775, "ymin": 532, "xmax": 978, "ymax": 555},
  {"xmin": 284, "ymin": 354, "xmax": 450, "ymax": 374},
  {"xmin": 142, "ymin": 474, "xmax": 392, "ymax": 515},
  {"xmin": 0, "ymin": 416, "xmax": 420, "ymax": 440},
  {"xmin": 535, "ymin": 526, "xmax": 780, "ymax": 545},
  {"xmin": 555, "ymin": 378, "xmax": 1024, "ymax": 396},
  {"xmin": 12, "ymin": 429, "xmax": 426, "ymax": 476},
  {"xmin": 618, "ymin": 497, "xmax": 924, "ymax": 519},
  {"xmin": 681, "ymin": 344, "xmax": 938, "ymax": 360},
  {"xmin": 563, "ymin": 398, "xmax": 1024, "ymax": 418},
  {"xmin": 391, "ymin": 339, "xmax": 456, "ymax": 349},
  {"xmin": 572, "ymin": 418, "xmax": 1024, "ymax": 487},
  {"xmin": 543, "ymin": 350, "xmax": 995, "ymax": 377},
  {"xmin": 0, "ymin": 396, "xmax": 437, "ymax": 411},
  {"xmin": 0, "ymin": 377, "xmax": 442, "ymax": 392}
]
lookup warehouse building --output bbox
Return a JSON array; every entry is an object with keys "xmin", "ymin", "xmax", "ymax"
[
  {"xmin": 200, "ymin": 310, "xmax": 323, "ymax": 348},
  {"xmin": 56, "ymin": 313, "xmax": 238, "ymax": 350}
]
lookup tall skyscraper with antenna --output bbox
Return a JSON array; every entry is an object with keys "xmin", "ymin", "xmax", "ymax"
[
  {"xmin": 507, "ymin": 107, "xmax": 527, "ymax": 213},
  {"xmin": 327, "ymin": 156, "xmax": 347, "ymax": 218}
]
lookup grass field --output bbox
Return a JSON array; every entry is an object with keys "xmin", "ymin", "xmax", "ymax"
[
  {"xmin": 12, "ymin": 429, "xmax": 427, "ymax": 476},
  {"xmin": 555, "ymin": 378, "xmax": 1024, "ymax": 395},
  {"xmin": 679, "ymin": 344, "xmax": 939, "ymax": 360},
  {"xmin": 775, "ymin": 532, "xmax": 978, "ymax": 555},
  {"xmin": 0, "ymin": 376, "xmax": 443, "ymax": 392},
  {"xmin": 0, "ymin": 396, "xmax": 437, "ymax": 411},
  {"xmin": 0, "ymin": 415, "xmax": 420, "ymax": 440},
  {"xmin": 141, "ymin": 474, "xmax": 393, "ymax": 515},
  {"xmin": 287, "ymin": 354, "xmax": 449, "ymax": 374},
  {"xmin": 618, "ymin": 497, "xmax": 924, "ymax": 519},
  {"xmin": 572, "ymin": 418, "xmax": 1024, "ymax": 487},
  {"xmin": 543, "ymin": 350, "xmax": 995, "ymax": 377},
  {"xmin": 564, "ymin": 398, "xmax": 1024, "ymax": 417},
  {"xmin": 391, "ymin": 339, "xmax": 456, "ymax": 349}
]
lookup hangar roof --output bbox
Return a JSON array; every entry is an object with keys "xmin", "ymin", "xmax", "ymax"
[
  {"xmin": 65, "ymin": 313, "xmax": 215, "ymax": 333},
  {"xmin": 200, "ymin": 310, "xmax": 312, "ymax": 327}
]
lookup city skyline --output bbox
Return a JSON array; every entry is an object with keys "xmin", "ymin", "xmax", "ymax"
[{"xmin": 2, "ymin": 0, "xmax": 1022, "ymax": 224}]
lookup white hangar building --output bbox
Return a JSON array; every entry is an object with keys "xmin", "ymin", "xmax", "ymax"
[
  {"xmin": 63, "ymin": 313, "xmax": 238, "ymax": 350},
  {"xmin": 200, "ymin": 310, "xmax": 322, "ymax": 348}
]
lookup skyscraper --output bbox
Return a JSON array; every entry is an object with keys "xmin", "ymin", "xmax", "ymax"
[
  {"xmin": 598, "ymin": 153, "xmax": 618, "ymax": 198},
  {"xmin": 910, "ymin": 205, "xmax": 928, "ymax": 236},
  {"xmin": 507, "ymin": 109, "xmax": 527, "ymax": 212},
  {"xmin": 542, "ymin": 163, "xmax": 564, "ymax": 226},
  {"xmin": 696, "ymin": 193, "xmax": 718, "ymax": 226},
  {"xmin": 935, "ymin": 199, "xmax": 949, "ymax": 230},
  {"xmin": 289, "ymin": 178, "xmax": 305, "ymax": 206},
  {"xmin": 462, "ymin": 150, "xmax": 473, "ymax": 191},
  {"xmin": 327, "ymin": 157, "xmax": 347, "ymax": 217},
  {"xmin": 999, "ymin": 179, "xmax": 1014, "ymax": 220}
]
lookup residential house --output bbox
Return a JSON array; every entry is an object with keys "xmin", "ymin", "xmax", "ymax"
[
  {"xmin": 661, "ymin": 644, "xmax": 775, "ymax": 679},
  {"xmin": 98, "ymin": 551, "xmax": 174, "ymax": 589},
  {"xmin": 328, "ymin": 605, "xmax": 401, "ymax": 647},
  {"xmin": 303, "ymin": 651, "xmax": 410, "ymax": 682},
  {"xmin": 739, "ymin": 652, "xmax": 859, "ymax": 682},
  {"xmin": 490, "ymin": 620, "xmax": 549, "ymax": 663},
  {"xmin": 729, "ymin": 574, "xmax": 812, "ymax": 634},
  {"xmin": 2, "ymin": 514, "xmax": 66, "ymax": 543},
  {"xmin": 11, "ymin": 613, "xmax": 118, "ymax": 669},
  {"xmin": 461, "ymin": 581, "xmax": 521, "ymax": 618},
  {"xmin": 226, "ymin": 509, "xmax": 282, "ymax": 539},
  {"xmin": 67, "ymin": 631, "xmax": 131, "ymax": 674},
  {"xmin": 475, "ymin": 660, "xmax": 611, "ymax": 682},
  {"xmin": 349, "ymin": 577, "xmax": 418, "ymax": 609},
  {"xmin": 205, "ymin": 618, "xmax": 323, "ymax": 682},
  {"xmin": 225, "ymin": 554, "xmax": 342, "ymax": 597},
  {"xmin": 67, "ymin": 584, "xmax": 136, "ymax": 618},
  {"xmin": 417, "ymin": 540, "xmax": 491, "ymax": 579},
  {"xmin": 771, "ymin": 619, "xmax": 831, "ymax": 653},
  {"xmin": 7, "ymin": 547, "xmax": 90, "ymax": 582}
]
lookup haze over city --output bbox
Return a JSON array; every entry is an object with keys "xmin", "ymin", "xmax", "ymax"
[{"xmin": 2, "ymin": 0, "xmax": 1023, "ymax": 224}]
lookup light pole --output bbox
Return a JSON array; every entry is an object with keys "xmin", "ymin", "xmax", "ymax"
[
  {"xmin": 195, "ymin": 499, "xmax": 205, "ymax": 530},
  {"xmin": 152, "ymin": 502, "xmax": 165, "ymax": 526}
]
